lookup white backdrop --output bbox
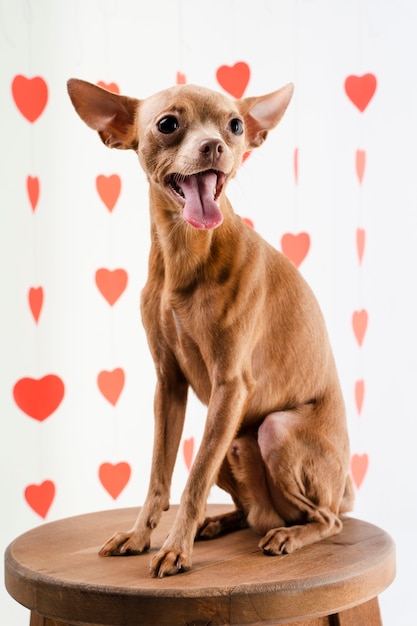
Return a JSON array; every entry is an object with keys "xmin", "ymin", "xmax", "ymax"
[{"xmin": 1, "ymin": 1, "xmax": 416, "ymax": 624}]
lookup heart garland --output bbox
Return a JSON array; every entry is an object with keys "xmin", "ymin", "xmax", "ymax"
[
  {"xmin": 96, "ymin": 174, "xmax": 121, "ymax": 212},
  {"xmin": 216, "ymin": 62, "xmax": 250, "ymax": 99},
  {"xmin": 281, "ymin": 232, "xmax": 310, "ymax": 268},
  {"xmin": 12, "ymin": 75, "xmax": 48, "ymax": 123},
  {"xmin": 24, "ymin": 480, "xmax": 55, "ymax": 518},
  {"xmin": 13, "ymin": 374, "xmax": 65, "ymax": 421},
  {"xmin": 99, "ymin": 462, "xmax": 131, "ymax": 499},
  {"xmin": 95, "ymin": 268, "xmax": 128, "ymax": 305},
  {"xmin": 97, "ymin": 368, "xmax": 125, "ymax": 406}
]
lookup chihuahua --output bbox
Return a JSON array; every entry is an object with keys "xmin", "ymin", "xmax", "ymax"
[{"xmin": 67, "ymin": 78, "xmax": 353, "ymax": 578}]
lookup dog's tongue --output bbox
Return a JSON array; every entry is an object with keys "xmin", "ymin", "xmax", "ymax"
[{"xmin": 181, "ymin": 172, "xmax": 223, "ymax": 229}]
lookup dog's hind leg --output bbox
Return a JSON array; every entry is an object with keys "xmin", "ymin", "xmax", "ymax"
[{"xmin": 256, "ymin": 408, "xmax": 346, "ymax": 555}]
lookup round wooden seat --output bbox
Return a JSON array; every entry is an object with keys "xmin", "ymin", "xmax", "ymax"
[{"xmin": 5, "ymin": 504, "xmax": 395, "ymax": 626}]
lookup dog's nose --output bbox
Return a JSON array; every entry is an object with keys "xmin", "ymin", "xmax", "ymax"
[{"xmin": 199, "ymin": 138, "xmax": 225, "ymax": 157}]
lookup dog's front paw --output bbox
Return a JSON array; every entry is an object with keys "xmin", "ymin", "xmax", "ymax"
[
  {"xmin": 258, "ymin": 527, "xmax": 300, "ymax": 556},
  {"xmin": 149, "ymin": 547, "xmax": 191, "ymax": 578},
  {"xmin": 99, "ymin": 530, "xmax": 150, "ymax": 557}
]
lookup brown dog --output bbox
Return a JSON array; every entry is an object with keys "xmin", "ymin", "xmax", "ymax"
[{"xmin": 67, "ymin": 78, "xmax": 353, "ymax": 578}]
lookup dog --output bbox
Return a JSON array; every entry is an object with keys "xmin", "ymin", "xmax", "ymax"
[{"xmin": 67, "ymin": 78, "xmax": 353, "ymax": 578}]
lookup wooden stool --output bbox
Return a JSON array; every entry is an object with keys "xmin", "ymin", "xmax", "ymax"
[{"xmin": 5, "ymin": 504, "xmax": 395, "ymax": 626}]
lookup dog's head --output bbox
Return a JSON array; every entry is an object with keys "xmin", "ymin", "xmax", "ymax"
[{"xmin": 67, "ymin": 80, "xmax": 293, "ymax": 230}]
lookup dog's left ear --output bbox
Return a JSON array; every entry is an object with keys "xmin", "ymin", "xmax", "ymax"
[
  {"xmin": 239, "ymin": 83, "xmax": 294, "ymax": 149},
  {"xmin": 67, "ymin": 79, "xmax": 140, "ymax": 150}
]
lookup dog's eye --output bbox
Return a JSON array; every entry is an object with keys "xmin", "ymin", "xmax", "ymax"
[
  {"xmin": 230, "ymin": 118, "xmax": 244, "ymax": 135},
  {"xmin": 158, "ymin": 116, "xmax": 179, "ymax": 134}
]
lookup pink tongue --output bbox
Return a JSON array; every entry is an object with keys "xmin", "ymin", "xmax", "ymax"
[{"xmin": 180, "ymin": 172, "xmax": 223, "ymax": 229}]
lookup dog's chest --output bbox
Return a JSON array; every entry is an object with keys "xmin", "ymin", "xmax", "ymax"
[{"xmin": 168, "ymin": 308, "xmax": 212, "ymax": 404}]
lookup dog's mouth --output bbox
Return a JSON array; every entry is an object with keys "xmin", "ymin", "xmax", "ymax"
[{"xmin": 165, "ymin": 169, "xmax": 226, "ymax": 230}]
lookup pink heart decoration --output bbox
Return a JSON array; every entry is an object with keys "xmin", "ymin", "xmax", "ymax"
[
  {"xmin": 344, "ymin": 74, "xmax": 377, "ymax": 112},
  {"xmin": 356, "ymin": 228, "xmax": 366, "ymax": 265},
  {"xmin": 352, "ymin": 309, "xmax": 368, "ymax": 346},
  {"xmin": 183, "ymin": 438, "xmax": 194, "ymax": 471},
  {"xmin": 216, "ymin": 62, "xmax": 250, "ymax": 98},
  {"xmin": 96, "ymin": 174, "xmax": 121, "ymax": 212},
  {"xmin": 27, "ymin": 176, "xmax": 40, "ymax": 211},
  {"xmin": 12, "ymin": 75, "xmax": 48, "ymax": 123},
  {"xmin": 294, "ymin": 147, "xmax": 299, "ymax": 185},
  {"xmin": 355, "ymin": 379, "xmax": 365, "ymax": 415},
  {"xmin": 281, "ymin": 232, "xmax": 310, "ymax": 267},
  {"xmin": 24, "ymin": 480, "xmax": 55, "ymax": 518},
  {"xmin": 99, "ymin": 462, "xmax": 131, "ymax": 499},
  {"xmin": 95, "ymin": 268, "xmax": 128, "ymax": 305},
  {"xmin": 28, "ymin": 286, "xmax": 43, "ymax": 323},
  {"xmin": 355, "ymin": 149, "xmax": 366, "ymax": 184},
  {"xmin": 351, "ymin": 454, "xmax": 369, "ymax": 489},
  {"xmin": 97, "ymin": 81, "xmax": 120, "ymax": 94},
  {"xmin": 97, "ymin": 368, "xmax": 125, "ymax": 406},
  {"xmin": 13, "ymin": 374, "xmax": 65, "ymax": 421},
  {"xmin": 176, "ymin": 72, "xmax": 186, "ymax": 85},
  {"xmin": 242, "ymin": 217, "xmax": 254, "ymax": 229}
]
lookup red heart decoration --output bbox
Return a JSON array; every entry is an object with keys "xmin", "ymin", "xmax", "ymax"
[
  {"xmin": 97, "ymin": 368, "xmax": 125, "ymax": 406},
  {"xmin": 27, "ymin": 176, "xmax": 40, "ymax": 211},
  {"xmin": 356, "ymin": 228, "xmax": 366, "ymax": 265},
  {"xmin": 242, "ymin": 217, "xmax": 254, "ymax": 229},
  {"xmin": 99, "ymin": 462, "xmax": 131, "ymax": 499},
  {"xmin": 281, "ymin": 232, "xmax": 310, "ymax": 267},
  {"xmin": 216, "ymin": 62, "xmax": 250, "ymax": 99},
  {"xmin": 176, "ymin": 72, "xmax": 186, "ymax": 85},
  {"xmin": 13, "ymin": 374, "xmax": 65, "ymax": 421},
  {"xmin": 28, "ymin": 286, "xmax": 43, "ymax": 323},
  {"xmin": 95, "ymin": 268, "xmax": 128, "ymax": 305},
  {"xmin": 24, "ymin": 480, "xmax": 55, "ymax": 518},
  {"xmin": 294, "ymin": 147, "xmax": 299, "ymax": 185},
  {"xmin": 344, "ymin": 74, "xmax": 377, "ymax": 112},
  {"xmin": 355, "ymin": 379, "xmax": 365, "ymax": 415},
  {"xmin": 355, "ymin": 149, "xmax": 366, "ymax": 184},
  {"xmin": 97, "ymin": 81, "xmax": 120, "ymax": 94},
  {"xmin": 351, "ymin": 453, "xmax": 369, "ymax": 489},
  {"xmin": 352, "ymin": 309, "xmax": 368, "ymax": 346},
  {"xmin": 12, "ymin": 75, "xmax": 48, "ymax": 123},
  {"xmin": 96, "ymin": 174, "xmax": 121, "ymax": 212},
  {"xmin": 242, "ymin": 151, "xmax": 251, "ymax": 164},
  {"xmin": 183, "ymin": 437, "xmax": 194, "ymax": 471}
]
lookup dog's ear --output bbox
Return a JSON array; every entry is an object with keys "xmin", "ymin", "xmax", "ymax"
[
  {"xmin": 239, "ymin": 83, "xmax": 294, "ymax": 149},
  {"xmin": 67, "ymin": 79, "xmax": 140, "ymax": 150}
]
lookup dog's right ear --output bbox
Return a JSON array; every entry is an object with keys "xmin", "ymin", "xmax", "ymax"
[{"xmin": 67, "ymin": 79, "xmax": 140, "ymax": 150}]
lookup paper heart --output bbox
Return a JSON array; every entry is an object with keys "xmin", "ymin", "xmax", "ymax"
[
  {"xmin": 28, "ymin": 286, "xmax": 43, "ymax": 323},
  {"xmin": 97, "ymin": 368, "xmax": 125, "ymax": 406},
  {"xmin": 24, "ymin": 480, "xmax": 55, "ymax": 518},
  {"xmin": 97, "ymin": 81, "xmax": 120, "ymax": 94},
  {"xmin": 355, "ymin": 149, "xmax": 366, "ymax": 184},
  {"xmin": 242, "ymin": 151, "xmax": 251, "ymax": 163},
  {"xmin": 95, "ymin": 268, "xmax": 128, "ymax": 305},
  {"xmin": 183, "ymin": 437, "xmax": 194, "ymax": 471},
  {"xmin": 355, "ymin": 379, "xmax": 365, "ymax": 415},
  {"xmin": 352, "ymin": 309, "xmax": 368, "ymax": 346},
  {"xmin": 351, "ymin": 453, "xmax": 369, "ymax": 489},
  {"xmin": 294, "ymin": 147, "xmax": 299, "ymax": 185},
  {"xmin": 216, "ymin": 62, "xmax": 250, "ymax": 99},
  {"xmin": 96, "ymin": 174, "xmax": 121, "ymax": 212},
  {"xmin": 344, "ymin": 74, "xmax": 377, "ymax": 112},
  {"xmin": 13, "ymin": 374, "xmax": 65, "ymax": 421},
  {"xmin": 242, "ymin": 217, "xmax": 254, "ymax": 229},
  {"xmin": 176, "ymin": 72, "xmax": 186, "ymax": 85},
  {"xmin": 356, "ymin": 228, "xmax": 366, "ymax": 265},
  {"xmin": 12, "ymin": 75, "xmax": 48, "ymax": 123},
  {"xmin": 99, "ymin": 462, "xmax": 131, "ymax": 499},
  {"xmin": 281, "ymin": 232, "xmax": 310, "ymax": 267},
  {"xmin": 27, "ymin": 176, "xmax": 40, "ymax": 211}
]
